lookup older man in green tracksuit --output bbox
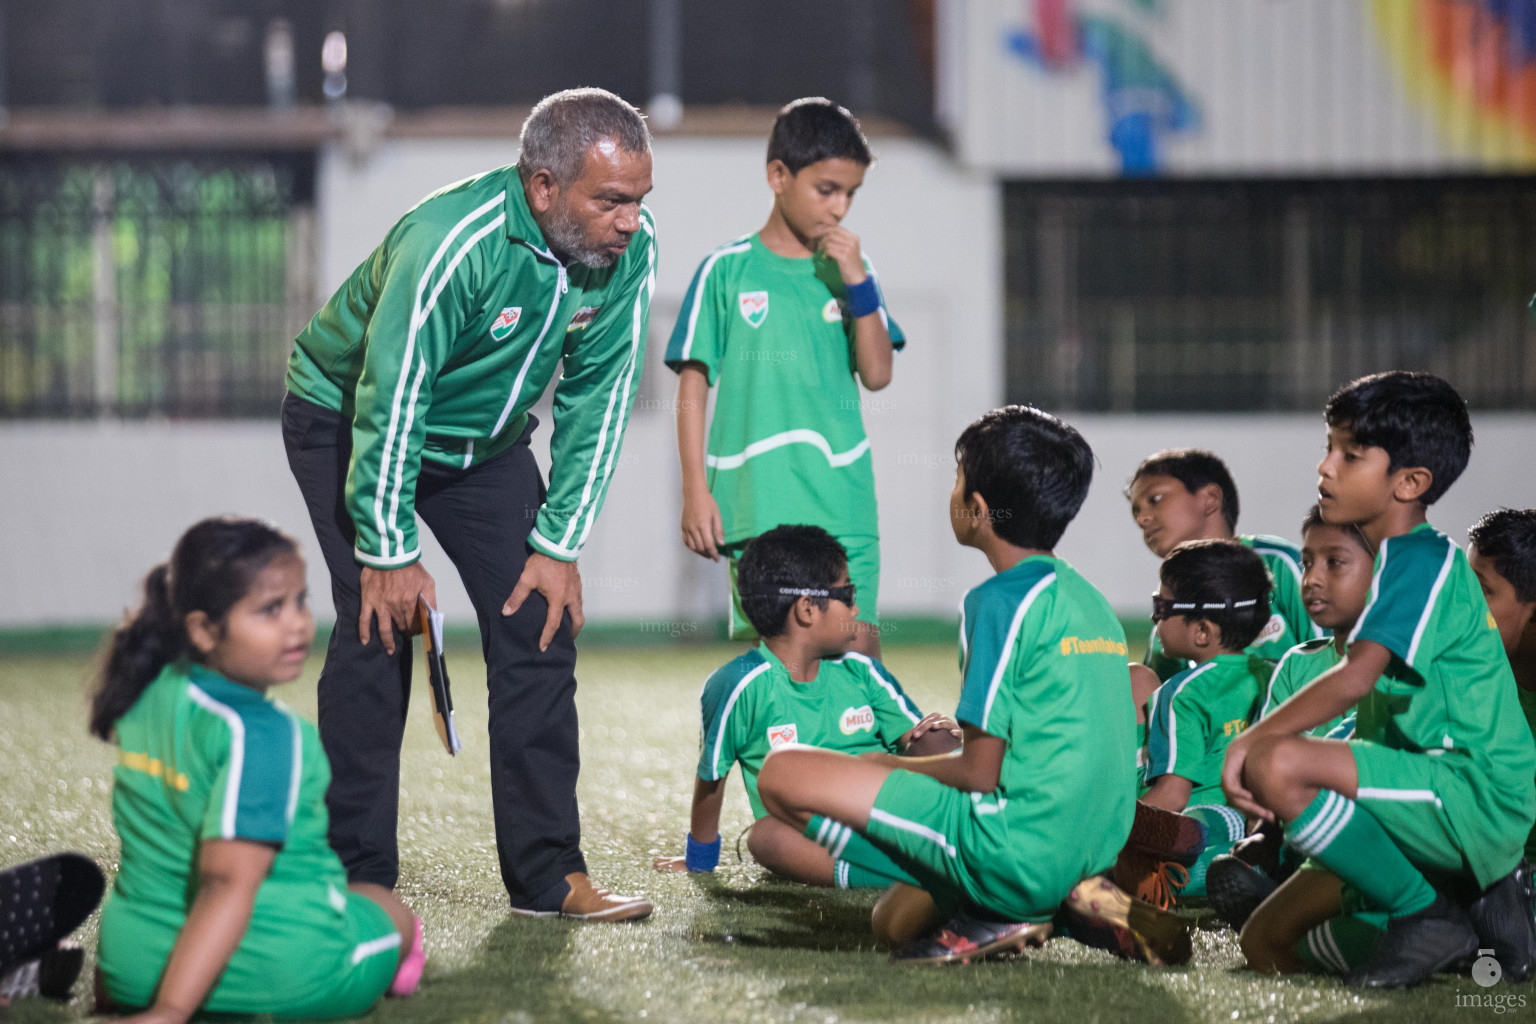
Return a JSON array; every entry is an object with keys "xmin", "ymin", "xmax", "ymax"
[{"xmin": 282, "ymin": 88, "xmax": 656, "ymax": 921}]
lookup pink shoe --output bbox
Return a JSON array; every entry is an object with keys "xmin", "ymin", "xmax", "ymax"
[{"xmin": 388, "ymin": 916, "xmax": 424, "ymax": 997}]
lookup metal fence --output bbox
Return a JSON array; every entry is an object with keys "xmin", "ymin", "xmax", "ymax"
[
  {"xmin": 1005, "ymin": 177, "xmax": 1536, "ymax": 412},
  {"xmin": 0, "ymin": 154, "xmax": 315, "ymax": 417}
]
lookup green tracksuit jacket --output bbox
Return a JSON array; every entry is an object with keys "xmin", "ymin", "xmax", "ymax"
[{"xmin": 286, "ymin": 164, "xmax": 656, "ymax": 567}]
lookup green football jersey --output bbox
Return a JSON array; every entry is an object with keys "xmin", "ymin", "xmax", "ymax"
[
  {"xmin": 953, "ymin": 556, "xmax": 1136, "ymax": 883},
  {"xmin": 663, "ymin": 233, "xmax": 905, "ymax": 544},
  {"xmin": 697, "ymin": 646, "xmax": 921, "ymax": 818},
  {"xmin": 1144, "ymin": 533, "xmax": 1321, "ymax": 681},
  {"xmin": 99, "ymin": 664, "xmax": 397, "ymax": 1012},
  {"xmin": 1143, "ymin": 653, "xmax": 1270, "ymax": 805},
  {"xmin": 1349, "ymin": 523, "xmax": 1536, "ymax": 885},
  {"xmin": 1261, "ymin": 638, "xmax": 1351, "ymax": 738}
]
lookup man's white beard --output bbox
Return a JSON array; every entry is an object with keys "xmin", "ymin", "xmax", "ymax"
[{"xmin": 543, "ymin": 200, "xmax": 619, "ymax": 270}]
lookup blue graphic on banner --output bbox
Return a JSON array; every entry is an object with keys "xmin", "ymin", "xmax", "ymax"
[{"xmin": 1004, "ymin": 11, "xmax": 1200, "ymax": 176}]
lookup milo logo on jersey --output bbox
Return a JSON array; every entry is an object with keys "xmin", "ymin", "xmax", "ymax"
[
  {"xmin": 839, "ymin": 705, "xmax": 875, "ymax": 735},
  {"xmin": 766, "ymin": 723, "xmax": 798, "ymax": 748},
  {"xmin": 738, "ymin": 291, "xmax": 768, "ymax": 328},
  {"xmin": 822, "ymin": 298, "xmax": 843, "ymax": 323},
  {"xmin": 1254, "ymin": 613, "xmax": 1286, "ymax": 647},
  {"xmin": 490, "ymin": 306, "xmax": 522, "ymax": 341}
]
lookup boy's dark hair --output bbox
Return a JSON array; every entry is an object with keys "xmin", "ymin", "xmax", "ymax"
[
  {"xmin": 1127, "ymin": 448, "xmax": 1239, "ymax": 533},
  {"xmin": 1324, "ymin": 371, "xmax": 1472, "ymax": 506},
  {"xmin": 1300, "ymin": 503, "xmax": 1373, "ymax": 556},
  {"xmin": 1159, "ymin": 539, "xmax": 1274, "ymax": 651},
  {"xmin": 767, "ymin": 97, "xmax": 872, "ymax": 173},
  {"xmin": 737, "ymin": 525, "xmax": 849, "ymax": 639},
  {"xmin": 955, "ymin": 405, "xmax": 1094, "ymax": 550},
  {"xmin": 1469, "ymin": 508, "xmax": 1536, "ymax": 604},
  {"xmin": 90, "ymin": 517, "xmax": 298, "ymax": 741}
]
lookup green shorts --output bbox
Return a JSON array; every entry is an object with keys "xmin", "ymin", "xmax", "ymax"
[
  {"xmin": 728, "ymin": 534, "xmax": 880, "ymax": 641},
  {"xmin": 1350, "ymin": 740, "xmax": 1496, "ymax": 888},
  {"xmin": 861, "ymin": 769, "xmax": 1073, "ymax": 923},
  {"xmin": 100, "ymin": 886, "xmax": 400, "ymax": 1018}
]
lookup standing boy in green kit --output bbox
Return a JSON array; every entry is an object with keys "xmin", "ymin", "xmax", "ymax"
[
  {"xmin": 1223, "ymin": 371, "xmax": 1536, "ymax": 989},
  {"xmin": 666, "ymin": 97, "xmax": 902, "ymax": 656}
]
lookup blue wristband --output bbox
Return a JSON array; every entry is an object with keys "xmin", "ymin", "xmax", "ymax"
[
  {"xmin": 845, "ymin": 276, "xmax": 881, "ymax": 318},
  {"xmin": 685, "ymin": 833, "xmax": 721, "ymax": 872}
]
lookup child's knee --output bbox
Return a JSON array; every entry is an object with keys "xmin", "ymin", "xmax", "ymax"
[
  {"xmin": 745, "ymin": 818, "xmax": 780, "ymax": 862},
  {"xmin": 1244, "ymin": 735, "xmax": 1303, "ymax": 803}
]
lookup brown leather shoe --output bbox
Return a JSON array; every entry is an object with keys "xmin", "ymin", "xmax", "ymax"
[{"xmin": 557, "ymin": 872, "xmax": 653, "ymax": 922}]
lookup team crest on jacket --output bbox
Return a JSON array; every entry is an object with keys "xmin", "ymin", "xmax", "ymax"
[
  {"xmin": 567, "ymin": 305, "xmax": 601, "ymax": 331},
  {"xmin": 738, "ymin": 291, "xmax": 769, "ymax": 328},
  {"xmin": 839, "ymin": 705, "xmax": 875, "ymax": 735},
  {"xmin": 490, "ymin": 307, "xmax": 522, "ymax": 341},
  {"xmin": 766, "ymin": 723, "xmax": 798, "ymax": 748}
]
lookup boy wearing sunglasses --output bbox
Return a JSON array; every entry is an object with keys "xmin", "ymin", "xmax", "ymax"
[
  {"xmin": 1125, "ymin": 539, "xmax": 1275, "ymax": 907},
  {"xmin": 653, "ymin": 524, "xmax": 957, "ymax": 888}
]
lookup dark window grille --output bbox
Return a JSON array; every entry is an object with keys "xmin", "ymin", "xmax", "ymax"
[
  {"xmin": 0, "ymin": 154, "xmax": 316, "ymax": 417},
  {"xmin": 1005, "ymin": 178, "xmax": 1536, "ymax": 412}
]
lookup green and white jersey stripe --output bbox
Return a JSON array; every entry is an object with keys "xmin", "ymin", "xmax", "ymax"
[
  {"xmin": 287, "ymin": 164, "xmax": 656, "ymax": 566},
  {"xmin": 663, "ymin": 232, "xmax": 904, "ymax": 544},
  {"xmin": 695, "ymin": 646, "xmax": 920, "ymax": 819},
  {"xmin": 1346, "ymin": 523, "xmax": 1535, "ymax": 884},
  {"xmin": 108, "ymin": 664, "xmax": 354, "ymax": 928},
  {"xmin": 1260, "ymin": 637, "xmax": 1349, "ymax": 737},
  {"xmin": 952, "ymin": 556, "xmax": 1136, "ymax": 880},
  {"xmin": 1143, "ymin": 652, "xmax": 1268, "ymax": 806}
]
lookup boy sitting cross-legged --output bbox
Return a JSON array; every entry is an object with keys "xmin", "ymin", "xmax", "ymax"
[
  {"xmin": 653, "ymin": 524, "xmax": 958, "ymax": 887},
  {"xmin": 756, "ymin": 405, "xmax": 1192, "ymax": 966},
  {"xmin": 1127, "ymin": 448, "xmax": 1320, "ymax": 681},
  {"xmin": 1224, "ymin": 371, "xmax": 1536, "ymax": 989},
  {"xmin": 1120, "ymin": 539, "xmax": 1274, "ymax": 907},
  {"xmin": 1236, "ymin": 506, "xmax": 1536, "ymax": 979}
]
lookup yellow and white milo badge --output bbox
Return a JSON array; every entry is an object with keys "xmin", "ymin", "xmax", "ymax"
[
  {"xmin": 766, "ymin": 723, "xmax": 798, "ymax": 748},
  {"xmin": 822, "ymin": 298, "xmax": 842, "ymax": 323},
  {"xmin": 1255, "ymin": 613, "xmax": 1286, "ymax": 646},
  {"xmin": 839, "ymin": 705, "xmax": 875, "ymax": 735}
]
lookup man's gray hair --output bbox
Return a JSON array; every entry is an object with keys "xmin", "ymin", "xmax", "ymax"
[{"xmin": 518, "ymin": 88, "xmax": 651, "ymax": 187}]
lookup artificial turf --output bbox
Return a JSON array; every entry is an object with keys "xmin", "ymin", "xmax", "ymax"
[{"xmin": 0, "ymin": 646, "xmax": 1503, "ymax": 1023}]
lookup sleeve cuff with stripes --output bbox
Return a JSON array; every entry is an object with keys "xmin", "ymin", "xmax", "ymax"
[
  {"xmin": 353, "ymin": 545, "xmax": 422, "ymax": 569},
  {"xmin": 527, "ymin": 527, "xmax": 580, "ymax": 563}
]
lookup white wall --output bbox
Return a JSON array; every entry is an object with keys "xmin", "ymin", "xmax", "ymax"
[
  {"xmin": 5, "ymin": 412, "xmax": 1533, "ymax": 628},
  {"xmin": 6, "ymin": 137, "xmax": 1532, "ymax": 630},
  {"xmin": 0, "ymin": 135, "xmax": 1005, "ymax": 629}
]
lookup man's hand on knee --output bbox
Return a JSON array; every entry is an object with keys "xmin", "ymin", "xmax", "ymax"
[
  {"xmin": 503, "ymin": 553, "xmax": 584, "ymax": 651},
  {"xmin": 359, "ymin": 563, "xmax": 437, "ymax": 655}
]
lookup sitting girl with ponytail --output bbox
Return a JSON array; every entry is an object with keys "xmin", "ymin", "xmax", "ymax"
[{"xmin": 92, "ymin": 517, "xmax": 425, "ymax": 1021}]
